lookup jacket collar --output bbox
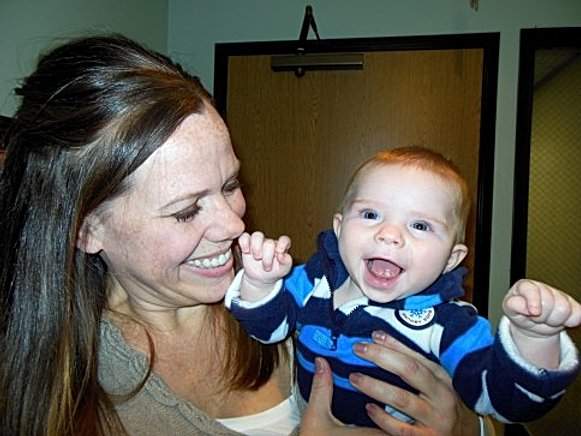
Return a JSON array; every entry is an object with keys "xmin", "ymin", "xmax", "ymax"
[{"xmin": 317, "ymin": 229, "xmax": 466, "ymax": 310}]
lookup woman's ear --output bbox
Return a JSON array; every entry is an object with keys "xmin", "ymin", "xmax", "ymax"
[
  {"xmin": 333, "ymin": 213, "xmax": 343, "ymax": 239},
  {"xmin": 444, "ymin": 243, "xmax": 468, "ymax": 273},
  {"xmin": 76, "ymin": 212, "xmax": 104, "ymax": 254}
]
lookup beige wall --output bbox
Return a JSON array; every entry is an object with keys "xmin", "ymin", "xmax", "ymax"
[
  {"xmin": 0, "ymin": 0, "xmax": 168, "ymax": 116},
  {"xmin": 523, "ymin": 52, "xmax": 581, "ymax": 436},
  {"xmin": 528, "ymin": 56, "xmax": 581, "ymax": 297}
]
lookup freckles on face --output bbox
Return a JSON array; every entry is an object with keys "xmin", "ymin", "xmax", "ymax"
[
  {"xmin": 97, "ymin": 182, "xmax": 197, "ymax": 283},
  {"xmin": 97, "ymin": 107, "xmax": 246, "ymax": 306}
]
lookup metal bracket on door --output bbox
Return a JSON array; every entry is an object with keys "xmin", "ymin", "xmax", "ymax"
[
  {"xmin": 270, "ymin": 5, "xmax": 364, "ymax": 77},
  {"xmin": 298, "ymin": 5, "xmax": 320, "ymax": 43}
]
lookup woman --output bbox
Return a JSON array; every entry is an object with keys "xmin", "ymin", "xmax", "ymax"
[{"xmin": 0, "ymin": 34, "xmax": 487, "ymax": 435}]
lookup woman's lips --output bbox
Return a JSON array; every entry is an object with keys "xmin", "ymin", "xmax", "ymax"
[
  {"xmin": 187, "ymin": 249, "xmax": 232, "ymax": 269},
  {"xmin": 184, "ymin": 249, "xmax": 234, "ymax": 278}
]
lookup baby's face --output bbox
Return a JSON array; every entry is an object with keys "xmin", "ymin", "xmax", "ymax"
[{"xmin": 333, "ymin": 164, "xmax": 467, "ymax": 303}]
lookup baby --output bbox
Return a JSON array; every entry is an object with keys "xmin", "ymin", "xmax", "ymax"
[{"xmin": 226, "ymin": 146, "xmax": 580, "ymax": 427}]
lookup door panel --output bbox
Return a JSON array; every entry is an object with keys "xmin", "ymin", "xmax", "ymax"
[
  {"xmin": 225, "ymin": 48, "xmax": 484, "ymax": 302},
  {"xmin": 511, "ymin": 27, "xmax": 581, "ymax": 436}
]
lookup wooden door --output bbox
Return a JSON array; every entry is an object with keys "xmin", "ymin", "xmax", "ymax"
[{"xmin": 216, "ymin": 36, "xmax": 498, "ymax": 309}]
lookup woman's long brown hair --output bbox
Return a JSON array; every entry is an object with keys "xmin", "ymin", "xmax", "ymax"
[{"xmin": 0, "ymin": 34, "xmax": 283, "ymax": 436}]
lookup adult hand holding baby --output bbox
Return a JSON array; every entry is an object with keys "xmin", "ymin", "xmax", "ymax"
[{"xmin": 301, "ymin": 331, "xmax": 483, "ymax": 436}]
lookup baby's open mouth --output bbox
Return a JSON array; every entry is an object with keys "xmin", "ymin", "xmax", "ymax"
[{"xmin": 366, "ymin": 258, "xmax": 403, "ymax": 278}]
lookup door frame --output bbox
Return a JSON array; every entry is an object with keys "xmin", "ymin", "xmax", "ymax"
[
  {"xmin": 511, "ymin": 27, "xmax": 581, "ymax": 283},
  {"xmin": 214, "ymin": 33, "xmax": 499, "ymax": 315}
]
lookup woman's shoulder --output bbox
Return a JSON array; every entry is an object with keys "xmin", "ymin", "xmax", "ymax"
[{"xmin": 98, "ymin": 317, "xmax": 149, "ymax": 393}]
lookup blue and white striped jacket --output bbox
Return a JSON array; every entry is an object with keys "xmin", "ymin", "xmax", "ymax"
[{"xmin": 226, "ymin": 230, "xmax": 579, "ymax": 428}]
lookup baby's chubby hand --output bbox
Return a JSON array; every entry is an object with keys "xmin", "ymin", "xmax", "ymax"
[
  {"xmin": 503, "ymin": 279, "xmax": 581, "ymax": 339},
  {"xmin": 238, "ymin": 231, "xmax": 293, "ymax": 292}
]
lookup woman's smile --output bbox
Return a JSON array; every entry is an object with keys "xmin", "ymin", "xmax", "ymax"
[
  {"xmin": 186, "ymin": 249, "xmax": 232, "ymax": 269},
  {"xmin": 184, "ymin": 249, "xmax": 235, "ymax": 278}
]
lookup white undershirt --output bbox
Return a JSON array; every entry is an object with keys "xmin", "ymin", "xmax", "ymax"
[{"xmin": 217, "ymin": 394, "xmax": 301, "ymax": 436}]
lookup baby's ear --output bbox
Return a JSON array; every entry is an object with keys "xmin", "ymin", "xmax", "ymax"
[
  {"xmin": 76, "ymin": 212, "xmax": 104, "ymax": 254},
  {"xmin": 333, "ymin": 213, "xmax": 343, "ymax": 238},
  {"xmin": 444, "ymin": 243, "xmax": 468, "ymax": 273}
]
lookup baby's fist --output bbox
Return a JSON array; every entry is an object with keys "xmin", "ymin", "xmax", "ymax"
[{"xmin": 503, "ymin": 279, "xmax": 581, "ymax": 338}]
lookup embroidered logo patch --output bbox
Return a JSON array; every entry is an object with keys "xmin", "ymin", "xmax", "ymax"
[
  {"xmin": 311, "ymin": 329, "xmax": 335, "ymax": 350},
  {"xmin": 396, "ymin": 308, "xmax": 435, "ymax": 328}
]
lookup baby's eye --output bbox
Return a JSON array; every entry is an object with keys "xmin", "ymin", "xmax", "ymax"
[
  {"xmin": 410, "ymin": 221, "xmax": 431, "ymax": 232},
  {"xmin": 361, "ymin": 209, "xmax": 380, "ymax": 220}
]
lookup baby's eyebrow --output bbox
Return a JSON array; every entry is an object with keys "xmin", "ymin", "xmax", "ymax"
[{"xmin": 349, "ymin": 199, "xmax": 375, "ymax": 207}]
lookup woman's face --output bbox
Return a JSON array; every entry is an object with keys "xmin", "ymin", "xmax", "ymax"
[{"xmin": 90, "ymin": 105, "xmax": 246, "ymax": 309}]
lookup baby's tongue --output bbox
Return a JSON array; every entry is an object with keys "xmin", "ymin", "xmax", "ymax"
[{"xmin": 368, "ymin": 259, "xmax": 402, "ymax": 278}]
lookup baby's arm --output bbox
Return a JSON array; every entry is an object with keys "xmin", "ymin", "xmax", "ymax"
[
  {"xmin": 503, "ymin": 279, "xmax": 581, "ymax": 368},
  {"xmin": 238, "ymin": 231, "xmax": 293, "ymax": 302}
]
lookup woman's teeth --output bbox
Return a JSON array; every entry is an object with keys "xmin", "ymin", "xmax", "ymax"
[{"xmin": 190, "ymin": 250, "xmax": 232, "ymax": 269}]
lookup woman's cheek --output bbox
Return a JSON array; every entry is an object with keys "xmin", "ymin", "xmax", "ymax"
[
  {"xmin": 158, "ymin": 229, "xmax": 203, "ymax": 262},
  {"xmin": 232, "ymin": 191, "xmax": 246, "ymax": 218}
]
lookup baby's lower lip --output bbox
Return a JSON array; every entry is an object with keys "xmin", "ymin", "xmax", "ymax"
[
  {"xmin": 365, "ymin": 269, "xmax": 400, "ymax": 287},
  {"xmin": 366, "ymin": 258, "xmax": 403, "ymax": 278},
  {"xmin": 364, "ymin": 258, "xmax": 403, "ymax": 289}
]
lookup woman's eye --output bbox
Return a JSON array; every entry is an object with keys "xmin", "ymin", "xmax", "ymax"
[
  {"xmin": 174, "ymin": 206, "xmax": 200, "ymax": 223},
  {"xmin": 224, "ymin": 178, "xmax": 242, "ymax": 195},
  {"xmin": 411, "ymin": 221, "xmax": 431, "ymax": 232},
  {"xmin": 361, "ymin": 209, "xmax": 380, "ymax": 220}
]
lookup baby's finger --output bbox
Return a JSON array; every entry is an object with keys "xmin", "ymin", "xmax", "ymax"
[
  {"xmin": 277, "ymin": 252, "xmax": 293, "ymax": 266},
  {"xmin": 503, "ymin": 295, "xmax": 530, "ymax": 318},
  {"xmin": 261, "ymin": 239, "xmax": 276, "ymax": 271},
  {"xmin": 275, "ymin": 235, "xmax": 292, "ymax": 255},
  {"xmin": 238, "ymin": 232, "xmax": 251, "ymax": 254},
  {"xmin": 564, "ymin": 295, "xmax": 581, "ymax": 328},
  {"xmin": 249, "ymin": 231, "xmax": 265, "ymax": 259},
  {"xmin": 515, "ymin": 280, "xmax": 543, "ymax": 316},
  {"xmin": 533, "ymin": 284, "xmax": 556, "ymax": 323},
  {"xmin": 543, "ymin": 290, "xmax": 574, "ymax": 327}
]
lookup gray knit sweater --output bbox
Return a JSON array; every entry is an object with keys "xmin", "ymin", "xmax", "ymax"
[{"xmin": 98, "ymin": 319, "xmax": 299, "ymax": 435}]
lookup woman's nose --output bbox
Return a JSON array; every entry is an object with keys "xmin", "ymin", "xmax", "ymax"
[
  {"xmin": 207, "ymin": 197, "xmax": 246, "ymax": 241},
  {"xmin": 375, "ymin": 223, "xmax": 404, "ymax": 247}
]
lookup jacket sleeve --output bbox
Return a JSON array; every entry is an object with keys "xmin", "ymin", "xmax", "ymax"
[
  {"xmin": 224, "ymin": 266, "xmax": 312, "ymax": 344},
  {"xmin": 438, "ymin": 303, "xmax": 579, "ymax": 423}
]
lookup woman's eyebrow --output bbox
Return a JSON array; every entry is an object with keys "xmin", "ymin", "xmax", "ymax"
[
  {"xmin": 159, "ymin": 189, "xmax": 210, "ymax": 212},
  {"xmin": 158, "ymin": 162, "xmax": 241, "ymax": 213}
]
